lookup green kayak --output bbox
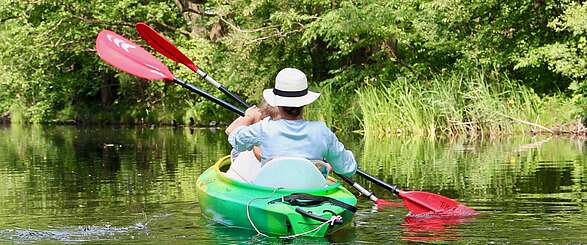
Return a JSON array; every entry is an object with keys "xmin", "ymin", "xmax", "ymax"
[{"xmin": 196, "ymin": 155, "xmax": 357, "ymax": 238}]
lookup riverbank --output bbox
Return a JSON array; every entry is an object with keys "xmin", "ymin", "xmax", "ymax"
[
  {"xmin": 0, "ymin": 94, "xmax": 587, "ymax": 139},
  {"xmin": 2, "ymin": 72, "xmax": 585, "ymax": 137}
]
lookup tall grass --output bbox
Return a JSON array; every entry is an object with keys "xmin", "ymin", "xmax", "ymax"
[
  {"xmin": 305, "ymin": 84, "xmax": 360, "ymax": 130},
  {"xmin": 358, "ymin": 71, "xmax": 576, "ymax": 138}
]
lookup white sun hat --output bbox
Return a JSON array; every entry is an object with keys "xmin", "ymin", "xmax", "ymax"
[{"xmin": 262, "ymin": 68, "xmax": 320, "ymax": 107}]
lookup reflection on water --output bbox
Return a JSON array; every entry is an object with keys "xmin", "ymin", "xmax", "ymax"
[
  {"xmin": 0, "ymin": 125, "xmax": 585, "ymax": 243},
  {"xmin": 359, "ymin": 135, "xmax": 586, "ymax": 242},
  {"xmin": 401, "ymin": 215, "xmax": 476, "ymax": 241}
]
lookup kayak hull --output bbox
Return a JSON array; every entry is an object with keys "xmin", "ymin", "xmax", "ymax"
[{"xmin": 196, "ymin": 156, "xmax": 356, "ymax": 237}]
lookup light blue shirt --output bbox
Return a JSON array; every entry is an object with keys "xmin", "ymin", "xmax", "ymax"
[{"xmin": 228, "ymin": 118, "xmax": 357, "ymax": 177}]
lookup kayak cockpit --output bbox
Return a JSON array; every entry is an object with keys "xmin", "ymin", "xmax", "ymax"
[{"xmin": 215, "ymin": 154, "xmax": 342, "ymax": 193}]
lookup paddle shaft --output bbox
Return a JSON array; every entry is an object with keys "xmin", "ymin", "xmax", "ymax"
[
  {"xmin": 136, "ymin": 23, "xmax": 250, "ymax": 108},
  {"xmin": 173, "ymin": 77, "xmax": 245, "ymax": 116},
  {"xmin": 336, "ymin": 174, "xmax": 379, "ymax": 202},
  {"xmin": 194, "ymin": 68, "xmax": 251, "ymax": 108},
  {"xmin": 356, "ymin": 169, "xmax": 401, "ymax": 195}
]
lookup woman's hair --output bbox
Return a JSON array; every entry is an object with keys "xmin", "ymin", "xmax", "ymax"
[{"xmin": 281, "ymin": 106, "xmax": 303, "ymax": 117}]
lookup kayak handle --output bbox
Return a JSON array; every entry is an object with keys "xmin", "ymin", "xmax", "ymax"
[{"xmin": 295, "ymin": 208, "xmax": 343, "ymax": 225}]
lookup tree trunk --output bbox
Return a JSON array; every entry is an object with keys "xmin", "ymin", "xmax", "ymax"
[
  {"xmin": 310, "ymin": 38, "xmax": 330, "ymax": 82},
  {"xmin": 174, "ymin": 0, "xmax": 207, "ymax": 37},
  {"xmin": 100, "ymin": 74, "xmax": 117, "ymax": 107}
]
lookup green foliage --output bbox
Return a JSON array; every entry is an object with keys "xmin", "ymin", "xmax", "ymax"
[
  {"xmin": 0, "ymin": 0, "xmax": 584, "ymax": 133},
  {"xmin": 516, "ymin": 3, "xmax": 587, "ymax": 77},
  {"xmin": 0, "ymin": 0, "xmax": 186, "ymax": 123}
]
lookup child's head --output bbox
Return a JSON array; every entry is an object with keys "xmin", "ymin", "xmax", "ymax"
[{"xmin": 259, "ymin": 101, "xmax": 279, "ymax": 119}]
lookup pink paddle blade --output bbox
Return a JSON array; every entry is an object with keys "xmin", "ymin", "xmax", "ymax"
[
  {"xmin": 135, "ymin": 23, "xmax": 198, "ymax": 72},
  {"xmin": 400, "ymin": 191, "xmax": 468, "ymax": 216},
  {"xmin": 96, "ymin": 30, "xmax": 174, "ymax": 81}
]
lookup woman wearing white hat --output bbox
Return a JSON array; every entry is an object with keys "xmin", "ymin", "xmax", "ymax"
[{"xmin": 225, "ymin": 68, "xmax": 357, "ymax": 177}]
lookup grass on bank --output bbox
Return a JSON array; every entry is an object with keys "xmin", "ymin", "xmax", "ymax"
[{"xmin": 357, "ymin": 72, "xmax": 579, "ymax": 138}]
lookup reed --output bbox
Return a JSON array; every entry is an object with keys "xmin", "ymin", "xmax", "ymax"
[
  {"xmin": 305, "ymin": 84, "xmax": 358, "ymax": 130},
  {"xmin": 358, "ymin": 71, "xmax": 576, "ymax": 138}
]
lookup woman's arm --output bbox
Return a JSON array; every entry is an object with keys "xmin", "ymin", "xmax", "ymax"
[
  {"xmin": 324, "ymin": 129, "xmax": 357, "ymax": 177},
  {"xmin": 225, "ymin": 106, "xmax": 262, "ymax": 135}
]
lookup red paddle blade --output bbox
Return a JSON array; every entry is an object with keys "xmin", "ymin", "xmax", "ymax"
[
  {"xmin": 399, "ymin": 191, "xmax": 477, "ymax": 216},
  {"xmin": 135, "ymin": 23, "xmax": 198, "ymax": 72},
  {"xmin": 96, "ymin": 30, "xmax": 174, "ymax": 81}
]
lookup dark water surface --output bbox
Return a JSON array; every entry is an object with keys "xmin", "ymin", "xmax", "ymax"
[{"xmin": 0, "ymin": 126, "xmax": 585, "ymax": 244}]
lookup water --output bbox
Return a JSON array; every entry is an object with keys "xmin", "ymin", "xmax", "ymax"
[{"xmin": 0, "ymin": 125, "xmax": 585, "ymax": 244}]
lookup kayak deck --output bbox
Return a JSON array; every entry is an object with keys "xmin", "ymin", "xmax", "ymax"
[{"xmin": 196, "ymin": 156, "xmax": 357, "ymax": 237}]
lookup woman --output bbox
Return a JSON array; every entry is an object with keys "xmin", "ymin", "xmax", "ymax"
[{"xmin": 225, "ymin": 68, "xmax": 356, "ymax": 177}]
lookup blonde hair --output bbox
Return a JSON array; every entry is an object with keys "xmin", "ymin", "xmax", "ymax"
[{"xmin": 259, "ymin": 101, "xmax": 279, "ymax": 119}]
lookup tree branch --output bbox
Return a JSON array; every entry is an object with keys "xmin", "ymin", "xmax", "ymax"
[
  {"xmin": 0, "ymin": 15, "xmax": 19, "ymax": 24},
  {"xmin": 382, "ymin": 40, "xmax": 424, "ymax": 79},
  {"xmin": 495, "ymin": 112, "xmax": 555, "ymax": 134},
  {"xmin": 71, "ymin": 15, "xmax": 135, "ymax": 28},
  {"xmin": 218, "ymin": 15, "xmax": 280, "ymax": 33},
  {"xmin": 245, "ymin": 29, "xmax": 303, "ymax": 45},
  {"xmin": 182, "ymin": 8, "xmax": 215, "ymax": 17},
  {"xmin": 71, "ymin": 16, "xmax": 191, "ymax": 37}
]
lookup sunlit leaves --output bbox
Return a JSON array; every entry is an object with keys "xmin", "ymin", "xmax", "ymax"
[
  {"xmin": 549, "ymin": 2, "xmax": 587, "ymax": 35},
  {"xmin": 515, "ymin": 2, "xmax": 587, "ymax": 103}
]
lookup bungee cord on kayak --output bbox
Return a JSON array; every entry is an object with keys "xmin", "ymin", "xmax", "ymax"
[{"xmin": 245, "ymin": 187, "xmax": 344, "ymax": 239}]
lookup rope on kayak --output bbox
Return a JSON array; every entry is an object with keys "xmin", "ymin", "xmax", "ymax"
[
  {"xmin": 279, "ymin": 215, "xmax": 342, "ymax": 239},
  {"xmin": 245, "ymin": 187, "xmax": 342, "ymax": 239}
]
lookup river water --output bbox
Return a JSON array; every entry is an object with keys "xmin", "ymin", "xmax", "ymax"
[{"xmin": 0, "ymin": 125, "xmax": 585, "ymax": 244}]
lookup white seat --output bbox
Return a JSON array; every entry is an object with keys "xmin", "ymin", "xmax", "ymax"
[
  {"xmin": 251, "ymin": 157, "xmax": 327, "ymax": 189},
  {"xmin": 226, "ymin": 150, "xmax": 262, "ymax": 182}
]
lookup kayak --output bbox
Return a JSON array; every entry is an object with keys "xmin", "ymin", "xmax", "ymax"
[{"xmin": 196, "ymin": 155, "xmax": 357, "ymax": 237}]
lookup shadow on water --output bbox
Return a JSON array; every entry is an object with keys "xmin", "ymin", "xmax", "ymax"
[{"xmin": 0, "ymin": 126, "xmax": 585, "ymax": 243}]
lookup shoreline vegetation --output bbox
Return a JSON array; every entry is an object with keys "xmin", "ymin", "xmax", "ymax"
[
  {"xmin": 0, "ymin": 1, "xmax": 586, "ymax": 138},
  {"xmin": 357, "ymin": 72, "xmax": 587, "ymax": 138},
  {"xmin": 2, "ymin": 77, "xmax": 585, "ymax": 137}
]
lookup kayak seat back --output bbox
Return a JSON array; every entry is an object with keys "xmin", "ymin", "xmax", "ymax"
[
  {"xmin": 226, "ymin": 150, "xmax": 262, "ymax": 183},
  {"xmin": 251, "ymin": 157, "xmax": 327, "ymax": 189}
]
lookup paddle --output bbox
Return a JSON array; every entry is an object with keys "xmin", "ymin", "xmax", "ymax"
[
  {"xmin": 95, "ymin": 30, "xmax": 244, "ymax": 116},
  {"xmin": 335, "ymin": 173, "xmax": 402, "ymax": 207},
  {"xmin": 356, "ymin": 170, "xmax": 477, "ymax": 215},
  {"xmin": 95, "ymin": 29, "xmax": 476, "ymax": 216},
  {"xmin": 135, "ymin": 22, "xmax": 251, "ymax": 108}
]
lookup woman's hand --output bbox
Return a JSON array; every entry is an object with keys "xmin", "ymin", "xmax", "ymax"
[
  {"xmin": 225, "ymin": 105, "xmax": 262, "ymax": 135},
  {"xmin": 245, "ymin": 106, "xmax": 262, "ymax": 122}
]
